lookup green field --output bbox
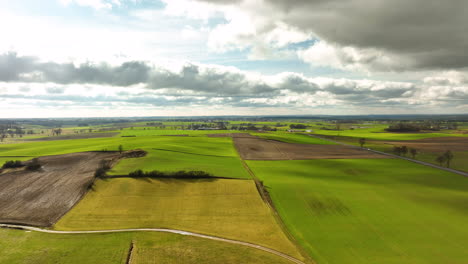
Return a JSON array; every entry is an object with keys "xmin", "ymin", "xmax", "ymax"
[
  {"xmin": 0, "ymin": 135, "xmax": 250, "ymax": 178},
  {"xmin": 54, "ymin": 178, "xmax": 303, "ymax": 259},
  {"xmin": 252, "ymin": 132, "xmax": 336, "ymax": 145},
  {"xmin": 119, "ymin": 128, "xmax": 243, "ymax": 137},
  {"xmin": 313, "ymin": 125, "xmax": 466, "ymax": 141},
  {"xmin": 248, "ymin": 159, "xmax": 468, "ymax": 264},
  {"xmin": 0, "ymin": 229, "xmax": 292, "ymax": 264}
]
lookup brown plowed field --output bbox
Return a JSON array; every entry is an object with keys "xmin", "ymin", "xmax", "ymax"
[
  {"xmin": 234, "ymin": 137, "xmax": 388, "ymax": 160},
  {"xmin": 0, "ymin": 152, "xmax": 119, "ymax": 226},
  {"xmin": 378, "ymin": 137, "xmax": 468, "ymax": 152}
]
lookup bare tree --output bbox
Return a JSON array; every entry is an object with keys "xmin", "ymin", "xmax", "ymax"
[
  {"xmin": 401, "ymin": 146, "xmax": 408, "ymax": 156},
  {"xmin": 409, "ymin": 148, "xmax": 418, "ymax": 159},
  {"xmin": 435, "ymin": 155, "xmax": 446, "ymax": 166},
  {"xmin": 359, "ymin": 138, "xmax": 366, "ymax": 148},
  {"xmin": 443, "ymin": 150, "xmax": 454, "ymax": 168},
  {"xmin": 393, "ymin": 146, "xmax": 402, "ymax": 156}
]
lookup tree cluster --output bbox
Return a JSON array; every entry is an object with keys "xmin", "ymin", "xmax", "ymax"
[
  {"xmin": 393, "ymin": 146, "xmax": 419, "ymax": 159},
  {"xmin": 2, "ymin": 160, "xmax": 24, "ymax": 169},
  {"xmin": 289, "ymin": 124, "xmax": 307, "ymax": 129},
  {"xmin": 128, "ymin": 169, "xmax": 213, "ymax": 179},
  {"xmin": 435, "ymin": 151, "xmax": 454, "ymax": 168},
  {"xmin": 25, "ymin": 158, "xmax": 42, "ymax": 171}
]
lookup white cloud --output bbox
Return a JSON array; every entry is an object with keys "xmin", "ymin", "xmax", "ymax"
[
  {"xmin": 161, "ymin": 0, "xmax": 311, "ymax": 59},
  {"xmin": 59, "ymin": 0, "xmax": 119, "ymax": 9},
  {"xmin": 1, "ymin": 53, "xmax": 467, "ymax": 116},
  {"xmin": 298, "ymin": 41, "xmax": 410, "ymax": 72}
]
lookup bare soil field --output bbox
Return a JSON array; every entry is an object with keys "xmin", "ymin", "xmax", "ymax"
[
  {"xmin": 378, "ymin": 137, "xmax": 468, "ymax": 152},
  {"xmin": 0, "ymin": 152, "xmax": 120, "ymax": 226},
  {"xmin": 24, "ymin": 132, "xmax": 119, "ymax": 141},
  {"xmin": 234, "ymin": 137, "xmax": 387, "ymax": 160}
]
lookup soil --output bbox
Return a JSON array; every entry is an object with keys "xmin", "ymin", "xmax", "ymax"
[
  {"xmin": 234, "ymin": 137, "xmax": 388, "ymax": 160},
  {"xmin": 377, "ymin": 137, "xmax": 468, "ymax": 152},
  {"xmin": 0, "ymin": 152, "xmax": 120, "ymax": 226}
]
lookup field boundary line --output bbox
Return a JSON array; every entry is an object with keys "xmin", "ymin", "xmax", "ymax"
[
  {"xmin": 231, "ymin": 136, "xmax": 315, "ymax": 264},
  {"xmin": 0, "ymin": 224, "xmax": 305, "ymax": 264},
  {"xmin": 308, "ymin": 134, "xmax": 468, "ymax": 177}
]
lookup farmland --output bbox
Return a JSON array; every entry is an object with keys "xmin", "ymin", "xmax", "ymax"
[
  {"xmin": 234, "ymin": 135, "xmax": 387, "ymax": 160},
  {"xmin": 1, "ymin": 116, "xmax": 467, "ymax": 264},
  {"xmin": 248, "ymin": 158, "xmax": 468, "ymax": 264},
  {"xmin": 0, "ymin": 152, "xmax": 119, "ymax": 226},
  {"xmin": 54, "ymin": 177, "xmax": 303, "ymax": 259},
  {"xmin": 0, "ymin": 229, "xmax": 292, "ymax": 264}
]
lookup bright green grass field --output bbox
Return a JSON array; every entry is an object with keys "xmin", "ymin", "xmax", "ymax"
[
  {"xmin": 54, "ymin": 178, "xmax": 302, "ymax": 260},
  {"xmin": 109, "ymin": 149, "xmax": 250, "ymax": 179},
  {"xmin": 313, "ymin": 126, "xmax": 467, "ymax": 141},
  {"xmin": 0, "ymin": 229, "xmax": 291, "ymax": 264},
  {"xmin": 251, "ymin": 132, "xmax": 336, "ymax": 145},
  {"xmin": 0, "ymin": 136, "xmax": 236, "ymax": 157},
  {"xmin": 247, "ymin": 159, "xmax": 468, "ymax": 264},
  {"xmin": 0, "ymin": 135, "xmax": 249, "ymax": 179},
  {"xmin": 119, "ymin": 128, "xmax": 244, "ymax": 137}
]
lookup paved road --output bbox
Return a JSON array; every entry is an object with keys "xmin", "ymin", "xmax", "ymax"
[
  {"xmin": 0, "ymin": 223, "xmax": 305, "ymax": 264},
  {"xmin": 308, "ymin": 134, "xmax": 468, "ymax": 177}
]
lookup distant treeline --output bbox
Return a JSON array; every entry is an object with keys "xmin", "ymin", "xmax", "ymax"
[{"xmin": 386, "ymin": 122, "xmax": 458, "ymax": 132}]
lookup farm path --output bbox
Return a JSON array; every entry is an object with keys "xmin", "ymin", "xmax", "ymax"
[
  {"xmin": 0, "ymin": 224, "xmax": 306, "ymax": 264},
  {"xmin": 307, "ymin": 134, "xmax": 468, "ymax": 177}
]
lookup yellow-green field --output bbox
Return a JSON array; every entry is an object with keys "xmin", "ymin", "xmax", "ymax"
[
  {"xmin": 0, "ymin": 229, "xmax": 292, "ymax": 264},
  {"xmin": 55, "ymin": 177, "xmax": 303, "ymax": 260}
]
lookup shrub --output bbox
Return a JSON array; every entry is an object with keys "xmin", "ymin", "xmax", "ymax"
[
  {"xmin": 2, "ymin": 160, "xmax": 24, "ymax": 169},
  {"xmin": 94, "ymin": 159, "xmax": 112, "ymax": 177},
  {"xmin": 26, "ymin": 158, "xmax": 41, "ymax": 171},
  {"xmin": 127, "ymin": 169, "xmax": 213, "ymax": 179}
]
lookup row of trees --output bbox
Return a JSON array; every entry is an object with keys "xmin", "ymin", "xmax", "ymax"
[
  {"xmin": 386, "ymin": 121, "xmax": 459, "ymax": 132},
  {"xmin": 435, "ymin": 151, "xmax": 454, "ymax": 168},
  {"xmin": 392, "ymin": 146, "xmax": 419, "ymax": 159}
]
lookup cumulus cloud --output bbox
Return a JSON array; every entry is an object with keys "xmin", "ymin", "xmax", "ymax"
[
  {"xmin": 181, "ymin": 0, "xmax": 468, "ymax": 71},
  {"xmin": 1, "ymin": 53, "xmax": 467, "ymax": 113}
]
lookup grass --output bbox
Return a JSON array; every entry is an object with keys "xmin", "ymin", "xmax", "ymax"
[
  {"xmin": 54, "ymin": 178, "xmax": 302, "ymax": 259},
  {"xmin": 0, "ymin": 135, "xmax": 249, "ymax": 178},
  {"xmin": 251, "ymin": 132, "xmax": 336, "ymax": 144},
  {"xmin": 110, "ymin": 149, "xmax": 250, "ymax": 179},
  {"xmin": 247, "ymin": 159, "xmax": 468, "ymax": 264},
  {"xmin": 0, "ymin": 229, "xmax": 292, "ymax": 264},
  {"xmin": 323, "ymin": 135, "xmax": 468, "ymax": 172},
  {"xmin": 313, "ymin": 125, "xmax": 467, "ymax": 141},
  {"xmin": 119, "ymin": 128, "xmax": 244, "ymax": 137}
]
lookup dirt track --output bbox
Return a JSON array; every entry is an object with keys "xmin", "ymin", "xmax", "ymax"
[
  {"xmin": 377, "ymin": 137, "xmax": 468, "ymax": 152},
  {"xmin": 234, "ymin": 137, "xmax": 387, "ymax": 160},
  {"xmin": 0, "ymin": 224, "xmax": 306, "ymax": 264},
  {"xmin": 0, "ymin": 152, "xmax": 119, "ymax": 226}
]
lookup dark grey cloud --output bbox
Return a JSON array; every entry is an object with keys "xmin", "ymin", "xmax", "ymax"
[
  {"xmin": 0, "ymin": 52, "xmax": 150, "ymax": 86},
  {"xmin": 148, "ymin": 64, "xmax": 277, "ymax": 96},
  {"xmin": 197, "ymin": 0, "xmax": 468, "ymax": 70},
  {"xmin": 1, "ymin": 52, "xmax": 466, "ymax": 110}
]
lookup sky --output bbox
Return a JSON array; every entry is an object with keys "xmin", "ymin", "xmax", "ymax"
[{"xmin": 0, "ymin": 0, "xmax": 467, "ymax": 117}]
